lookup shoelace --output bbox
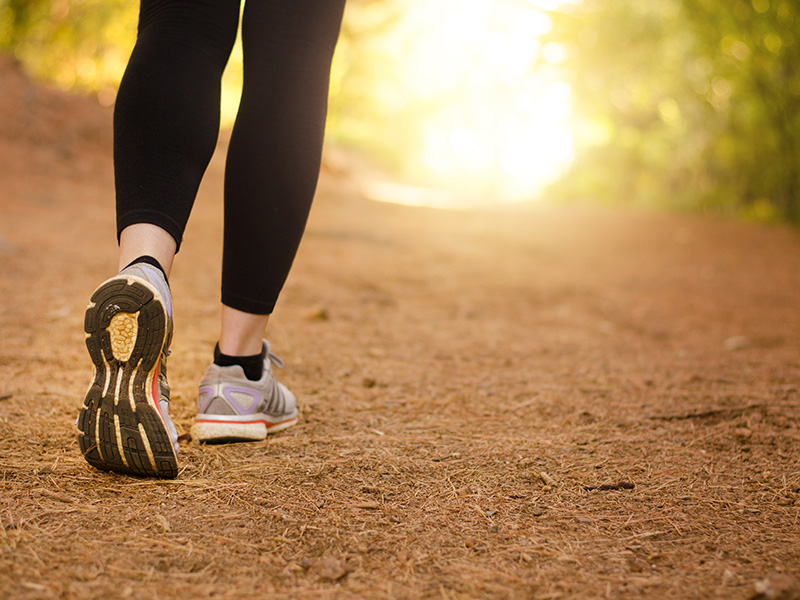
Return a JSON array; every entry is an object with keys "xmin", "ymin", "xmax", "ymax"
[{"xmin": 267, "ymin": 348, "xmax": 284, "ymax": 369}]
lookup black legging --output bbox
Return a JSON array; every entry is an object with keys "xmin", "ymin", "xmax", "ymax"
[{"xmin": 114, "ymin": 0, "xmax": 346, "ymax": 314}]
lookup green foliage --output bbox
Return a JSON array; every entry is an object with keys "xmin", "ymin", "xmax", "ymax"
[
  {"xmin": 546, "ymin": 0, "xmax": 800, "ymax": 222},
  {"xmin": 0, "ymin": 0, "xmax": 137, "ymax": 97}
]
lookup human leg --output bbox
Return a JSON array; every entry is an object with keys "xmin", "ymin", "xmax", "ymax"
[
  {"xmin": 192, "ymin": 0, "xmax": 346, "ymax": 443},
  {"xmin": 115, "ymin": 0, "xmax": 241, "ymax": 250},
  {"xmin": 221, "ymin": 0, "xmax": 347, "ymax": 315},
  {"xmin": 78, "ymin": 0, "xmax": 241, "ymax": 477}
]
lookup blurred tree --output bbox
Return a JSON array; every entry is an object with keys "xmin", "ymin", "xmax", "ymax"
[
  {"xmin": 1, "ymin": 0, "xmax": 137, "ymax": 98},
  {"xmin": 547, "ymin": 0, "xmax": 800, "ymax": 222},
  {"xmin": 2, "ymin": 0, "xmax": 49, "ymax": 46},
  {"xmin": 682, "ymin": 0, "xmax": 800, "ymax": 221}
]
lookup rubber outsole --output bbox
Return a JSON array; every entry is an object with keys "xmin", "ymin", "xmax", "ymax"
[{"xmin": 77, "ymin": 276, "xmax": 178, "ymax": 479}]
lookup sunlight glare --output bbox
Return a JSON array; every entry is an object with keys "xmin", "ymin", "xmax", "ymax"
[{"xmin": 383, "ymin": 0, "xmax": 576, "ymax": 206}]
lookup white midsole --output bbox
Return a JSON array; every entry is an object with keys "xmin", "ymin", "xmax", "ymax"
[{"xmin": 191, "ymin": 417, "xmax": 298, "ymax": 441}]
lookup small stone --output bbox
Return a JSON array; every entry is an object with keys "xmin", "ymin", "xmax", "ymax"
[
  {"xmin": 629, "ymin": 558, "xmax": 649, "ymax": 573},
  {"xmin": 314, "ymin": 557, "xmax": 349, "ymax": 581},
  {"xmin": 155, "ymin": 514, "xmax": 171, "ymax": 533}
]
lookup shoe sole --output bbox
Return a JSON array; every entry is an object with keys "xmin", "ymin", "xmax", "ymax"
[
  {"xmin": 77, "ymin": 275, "xmax": 178, "ymax": 478},
  {"xmin": 191, "ymin": 415, "xmax": 298, "ymax": 444}
]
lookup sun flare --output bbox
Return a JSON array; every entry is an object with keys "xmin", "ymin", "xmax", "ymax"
[{"xmin": 375, "ymin": 0, "xmax": 577, "ymax": 205}]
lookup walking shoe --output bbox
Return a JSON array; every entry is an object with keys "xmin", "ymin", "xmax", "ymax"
[
  {"xmin": 76, "ymin": 263, "xmax": 179, "ymax": 478},
  {"xmin": 191, "ymin": 341, "xmax": 298, "ymax": 443}
]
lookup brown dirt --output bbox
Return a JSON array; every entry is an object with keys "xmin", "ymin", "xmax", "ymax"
[{"xmin": 2, "ymin": 53, "xmax": 800, "ymax": 600}]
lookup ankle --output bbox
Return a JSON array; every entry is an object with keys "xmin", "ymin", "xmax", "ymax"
[
  {"xmin": 218, "ymin": 305, "xmax": 270, "ymax": 356},
  {"xmin": 118, "ymin": 223, "xmax": 176, "ymax": 276}
]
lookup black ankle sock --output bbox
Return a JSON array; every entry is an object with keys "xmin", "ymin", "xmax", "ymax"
[
  {"xmin": 124, "ymin": 255, "xmax": 168, "ymax": 283},
  {"xmin": 214, "ymin": 343, "xmax": 265, "ymax": 382}
]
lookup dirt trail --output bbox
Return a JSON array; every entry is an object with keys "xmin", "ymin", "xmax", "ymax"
[{"xmin": 2, "ymin": 55, "xmax": 800, "ymax": 599}]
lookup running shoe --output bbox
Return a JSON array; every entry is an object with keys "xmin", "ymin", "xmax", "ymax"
[
  {"xmin": 76, "ymin": 263, "xmax": 179, "ymax": 478},
  {"xmin": 191, "ymin": 341, "xmax": 298, "ymax": 443}
]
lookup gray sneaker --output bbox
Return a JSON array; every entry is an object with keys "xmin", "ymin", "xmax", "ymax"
[
  {"xmin": 191, "ymin": 341, "xmax": 298, "ymax": 443},
  {"xmin": 76, "ymin": 263, "xmax": 179, "ymax": 478}
]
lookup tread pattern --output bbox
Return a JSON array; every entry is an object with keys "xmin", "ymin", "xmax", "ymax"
[{"xmin": 77, "ymin": 277, "xmax": 178, "ymax": 479}]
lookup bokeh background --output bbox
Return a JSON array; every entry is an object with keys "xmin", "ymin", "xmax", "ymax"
[{"xmin": 2, "ymin": 0, "xmax": 799, "ymax": 219}]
